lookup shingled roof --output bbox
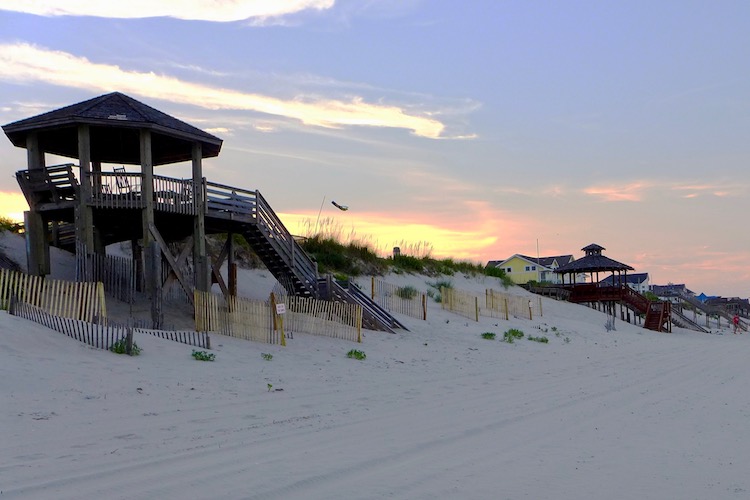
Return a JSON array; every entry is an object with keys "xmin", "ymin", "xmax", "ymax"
[
  {"xmin": 2, "ymin": 92, "xmax": 223, "ymax": 165},
  {"xmin": 555, "ymin": 243, "xmax": 634, "ymax": 274}
]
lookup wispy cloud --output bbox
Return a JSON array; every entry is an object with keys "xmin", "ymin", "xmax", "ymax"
[
  {"xmin": 0, "ymin": 0, "xmax": 335, "ymax": 22},
  {"xmin": 670, "ymin": 182, "xmax": 745, "ymax": 199},
  {"xmin": 0, "ymin": 43, "xmax": 447, "ymax": 138},
  {"xmin": 583, "ymin": 182, "xmax": 650, "ymax": 202}
]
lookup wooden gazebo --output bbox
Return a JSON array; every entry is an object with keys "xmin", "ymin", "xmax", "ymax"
[
  {"xmin": 555, "ymin": 244, "xmax": 670, "ymax": 332},
  {"xmin": 3, "ymin": 92, "xmax": 223, "ymax": 292},
  {"xmin": 555, "ymin": 243, "xmax": 634, "ymax": 286},
  {"xmin": 3, "ymin": 92, "xmax": 406, "ymax": 332}
]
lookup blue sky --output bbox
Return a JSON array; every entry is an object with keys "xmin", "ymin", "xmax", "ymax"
[{"xmin": 1, "ymin": 1, "xmax": 749, "ymax": 297}]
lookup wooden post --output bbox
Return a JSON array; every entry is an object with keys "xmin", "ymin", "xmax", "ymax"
[
  {"xmin": 24, "ymin": 211, "xmax": 50, "ymax": 276},
  {"xmin": 132, "ymin": 239, "xmax": 143, "ymax": 292},
  {"xmin": 192, "ymin": 142, "xmax": 208, "ymax": 292},
  {"xmin": 126, "ymin": 326, "xmax": 134, "ymax": 356},
  {"xmin": 422, "ymin": 294, "xmax": 427, "ymax": 320},
  {"xmin": 77, "ymin": 124, "xmax": 95, "ymax": 252},
  {"xmin": 140, "ymin": 129, "xmax": 154, "ymax": 293},
  {"xmin": 151, "ymin": 241, "xmax": 163, "ymax": 329},
  {"xmin": 528, "ymin": 299, "xmax": 533, "ymax": 320},
  {"xmin": 24, "ymin": 132, "xmax": 50, "ymax": 276},
  {"xmin": 227, "ymin": 232, "xmax": 236, "ymax": 296}
]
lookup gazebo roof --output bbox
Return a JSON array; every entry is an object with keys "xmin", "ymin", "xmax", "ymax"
[
  {"xmin": 555, "ymin": 243, "xmax": 634, "ymax": 274},
  {"xmin": 2, "ymin": 92, "xmax": 223, "ymax": 165}
]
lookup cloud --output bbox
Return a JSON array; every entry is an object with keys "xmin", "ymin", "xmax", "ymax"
[
  {"xmin": 583, "ymin": 182, "xmax": 649, "ymax": 202},
  {"xmin": 0, "ymin": 43, "xmax": 446, "ymax": 138},
  {"xmin": 0, "ymin": 0, "xmax": 335, "ymax": 22},
  {"xmin": 670, "ymin": 181, "xmax": 747, "ymax": 199}
]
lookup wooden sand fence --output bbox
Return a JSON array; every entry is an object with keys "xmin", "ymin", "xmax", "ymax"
[
  {"xmin": 0, "ymin": 268, "xmax": 106, "ymax": 322},
  {"xmin": 76, "ymin": 243, "xmax": 137, "ymax": 304},
  {"xmin": 132, "ymin": 326, "xmax": 209, "ymax": 349},
  {"xmin": 440, "ymin": 286, "xmax": 543, "ymax": 322},
  {"xmin": 370, "ymin": 277, "xmax": 427, "ymax": 321},
  {"xmin": 441, "ymin": 287, "xmax": 481, "ymax": 321},
  {"xmin": 485, "ymin": 289, "xmax": 543, "ymax": 320},
  {"xmin": 195, "ymin": 290, "xmax": 278, "ymax": 344},
  {"xmin": 283, "ymin": 294, "xmax": 363, "ymax": 343},
  {"xmin": 9, "ymin": 299, "xmax": 127, "ymax": 352},
  {"xmin": 195, "ymin": 290, "xmax": 363, "ymax": 344}
]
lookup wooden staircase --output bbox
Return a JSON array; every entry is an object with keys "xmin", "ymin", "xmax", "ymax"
[
  {"xmin": 317, "ymin": 276, "xmax": 408, "ymax": 333},
  {"xmin": 644, "ymin": 301, "xmax": 671, "ymax": 332},
  {"xmin": 566, "ymin": 284, "xmax": 671, "ymax": 332},
  {"xmin": 205, "ymin": 183, "xmax": 319, "ymax": 298}
]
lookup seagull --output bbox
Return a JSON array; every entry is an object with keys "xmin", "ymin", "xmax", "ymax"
[{"xmin": 331, "ymin": 201, "xmax": 349, "ymax": 211}]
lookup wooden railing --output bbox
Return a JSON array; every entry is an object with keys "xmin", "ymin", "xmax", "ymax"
[
  {"xmin": 620, "ymin": 286, "xmax": 650, "ymax": 314},
  {"xmin": 204, "ymin": 183, "xmax": 317, "ymax": 296},
  {"xmin": 16, "ymin": 164, "xmax": 79, "ymax": 208},
  {"xmin": 567, "ymin": 284, "xmax": 650, "ymax": 315},
  {"xmin": 205, "ymin": 181, "xmax": 256, "ymax": 222},
  {"xmin": 88, "ymin": 172, "xmax": 197, "ymax": 215},
  {"xmin": 256, "ymin": 190, "xmax": 318, "ymax": 292}
]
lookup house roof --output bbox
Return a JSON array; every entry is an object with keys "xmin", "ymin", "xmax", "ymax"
[
  {"xmin": 489, "ymin": 254, "xmax": 574, "ymax": 270},
  {"xmin": 652, "ymin": 284, "xmax": 693, "ymax": 296},
  {"xmin": 2, "ymin": 92, "xmax": 223, "ymax": 165},
  {"xmin": 555, "ymin": 243, "xmax": 634, "ymax": 274},
  {"xmin": 599, "ymin": 272, "xmax": 649, "ymax": 285}
]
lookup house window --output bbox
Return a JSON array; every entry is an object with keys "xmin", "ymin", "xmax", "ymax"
[
  {"xmin": 506, "ymin": 268, "xmax": 512, "ymax": 273},
  {"xmin": 531, "ymin": 266, "xmax": 536, "ymax": 271}
]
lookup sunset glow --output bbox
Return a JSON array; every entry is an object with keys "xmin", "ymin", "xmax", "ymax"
[{"xmin": 0, "ymin": 2, "xmax": 748, "ymax": 297}]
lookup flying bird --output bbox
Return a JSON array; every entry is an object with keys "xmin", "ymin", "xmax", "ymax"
[{"xmin": 331, "ymin": 201, "xmax": 349, "ymax": 211}]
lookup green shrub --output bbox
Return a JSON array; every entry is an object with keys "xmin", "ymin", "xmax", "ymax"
[
  {"xmin": 395, "ymin": 285, "xmax": 418, "ymax": 300},
  {"xmin": 261, "ymin": 352, "xmax": 273, "ymax": 361},
  {"xmin": 110, "ymin": 338, "xmax": 141, "ymax": 355},
  {"xmin": 503, "ymin": 328, "xmax": 524, "ymax": 344},
  {"xmin": 481, "ymin": 332, "xmax": 496, "ymax": 340},
  {"xmin": 192, "ymin": 350, "xmax": 215, "ymax": 361},
  {"xmin": 0, "ymin": 216, "xmax": 23, "ymax": 233},
  {"xmin": 527, "ymin": 336, "xmax": 549, "ymax": 343},
  {"xmin": 429, "ymin": 279, "xmax": 453, "ymax": 291},
  {"xmin": 347, "ymin": 349, "xmax": 366, "ymax": 360},
  {"xmin": 392, "ymin": 254, "xmax": 424, "ymax": 273},
  {"xmin": 484, "ymin": 266, "xmax": 505, "ymax": 279}
]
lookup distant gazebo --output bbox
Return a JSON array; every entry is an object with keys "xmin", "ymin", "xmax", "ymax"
[{"xmin": 555, "ymin": 243, "xmax": 634, "ymax": 286}]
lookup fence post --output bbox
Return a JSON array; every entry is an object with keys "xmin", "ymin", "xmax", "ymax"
[
  {"xmin": 151, "ymin": 241, "xmax": 163, "ymax": 330},
  {"xmin": 475, "ymin": 296, "xmax": 479, "ymax": 322},
  {"xmin": 422, "ymin": 294, "xmax": 427, "ymax": 321},
  {"xmin": 528, "ymin": 299, "xmax": 533, "ymax": 320},
  {"xmin": 126, "ymin": 326, "xmax": 134, "ymax": 355}
]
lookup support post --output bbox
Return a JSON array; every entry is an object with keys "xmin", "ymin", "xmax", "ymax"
[
  {"xmin": 140, "ymin": 129, "xmax": 154, "ymax": 293},
  {"xmin": 227, "ymin": 232, "xmax": 236, "ymax": 296},
  {"xmin": 24, "ymin": 211, "xmax": 50, "ymax": 275},
  {"xmin": 24, "ymin": 132, "xmax": 50, "ymax": 276},
  {"xmin": 76, "ymin": 124, "xmax": 95, "ymax": 252},
  {"xmin": 151, "ymin": 241, "xmax": 163, "ymax": 329},
  {"xmin": 192, "ymin": 142, "xmax": 208, "ymax": 291}
]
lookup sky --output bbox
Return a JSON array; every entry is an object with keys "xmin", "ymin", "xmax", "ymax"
[{"xmin": 0, "ymin": 0, "xmax": 748, "ymax": 297}]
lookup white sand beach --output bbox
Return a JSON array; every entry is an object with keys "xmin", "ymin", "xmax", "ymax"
[{"xmin": 1, "ymin": 231, "xmax": 749, "ymax": 499}]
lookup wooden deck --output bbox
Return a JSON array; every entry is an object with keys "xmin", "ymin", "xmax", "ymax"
[
  {"xmin": 563, "ymin": 283, "xmax": 671, "ymax": 332},
  {"xmin": 16, "ymin": 164, "xmax": 409, "ymax": 330}
]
